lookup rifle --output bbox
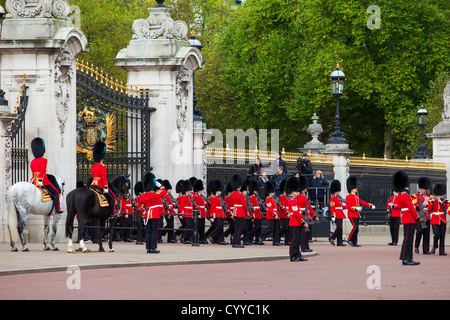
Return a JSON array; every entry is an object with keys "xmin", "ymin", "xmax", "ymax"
[{"xmin": 416, "ymin": 193, "xmax": 428, "ymax": 229}]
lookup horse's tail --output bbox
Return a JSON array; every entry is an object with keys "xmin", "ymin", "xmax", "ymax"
[
  {"xmin": 65, "ymin": 190, "xmax": 77, "ymax": 238},
  {"xmin": 6, "ymin": 190, "xmax": 20, "ymax": 244}
]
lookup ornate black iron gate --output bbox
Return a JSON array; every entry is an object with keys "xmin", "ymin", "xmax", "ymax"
[{"xmin": 76, "ymin": 61, "xmax": 155, "ymax": 188}]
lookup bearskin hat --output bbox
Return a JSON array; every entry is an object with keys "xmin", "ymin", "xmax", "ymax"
[
  {"xmin": 285, "ymin": 177, "xmax": 300, "ymax": 195},
  {"xmin": 92, "ymin": 141, "xmax": 106, "ymax": 163},
  {"xmin": 163, "ymin": 179, "xmax": 172, "ymax": 190},
  {"xmin": 330, "ymin": 180, "xmax": 341, "ymax": 194},
  {"xmin": 134, "ymin": 181, "xmax": 143, "ymax": 196},
  {"xmin": 193, "ymin": 179, "xmax": 204, "ymax": 192},
  {"xmin": 31, "ymin": 137, "xmax": 45, "ymax": 158},
  {"xmin": 299, "ymin": 175, "xmax": 308, "ymax": 191},
  {"xmin": 392, "ymin": 170, "xmax": 409, "ymax": 192},
  {"xmin": 189, "ymin": 176, "xmax": 197, "ymax": 186},
  {"xmin": 207, "ymin": 180, "xmax": 213, "ymax": 195},
  {"xmin": 211, "ymin": 179, "xmax": 223, "ymax": 194},
  {"xmin": 433, "ymin": 183, "xmax": 446, "ymax": 196},
  {"xmin": 225, "ymin": 182, "xmax": 232, "ymax": 194},
  {"xmin": 346, "ymin": 176, "xmax": 358, "ymax": 193},
  {"xmin": 264, "ymin": 180, "xmax": 276, "ymax": 195},
  {"xmin": 142, "ymin": 172, "xmax": 156, "ymax": 192},
  {"xmin": 241, "ymin": 179, "xmax": 249, "ymax": 193},
  {"xmin": 175, "ymin": 180, "xmax": 184, "ymax": 194},
  {"xmin": 248, "ymin": 178, "xmax": 259, "ymax": 195},
  {"xmin": 230, "ymin": 173, "xmax": 244, "ymax": 191},
  {"xmin": 418, "ymin": 177, "xmax": 432, "ymax": 190},
  {"xmin": 279, "ymin": 179, "xmax": 286, "ymax": 194},
  {"xmin": 181, "ymin": 179, "xmax": 193, "ymax": 194}
]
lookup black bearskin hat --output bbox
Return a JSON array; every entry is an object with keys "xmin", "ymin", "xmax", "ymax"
[
  {"xmin": 189, "ymin": 176, "xmax": 197, "ymax": 186},
  {"xmin": 299, "ymin": 175, "xmax": 308, "ymax": 191},
  {"xmin": 175, "ymin": 180, "xmax": 184, "ymax": 193},
  {"xmin": 142, "ymin": 172, "xmax": 156, "ymax": 192},
  {"xmin": 207, "ymin": 180, "xmax": 213, "ymax": 195},
  {"xmin": 392, "ymin": 171, "xmax": 409, "ymax": 192},
  {"xmin": 264, "ymin": 180, "xmax": 276, "ymax": 195},
  {"xmin": 92, "ymin": 141, "xmax": 106, "ymax": 163},
  {"xmin": 212, "ymin": 179, "xmax": 223, "ymax": 194},
  {"xmin": 346, "ymin": 176, "xmax": 358, "ymax": 193},
  {"xmin": 433, "ymin": 183, "xmax": 446, "ymax": 196},
  {"xmin": 31, "ymin": 137, "xmax": 45, "ymax": 158},
  {"xmin": 134, "ymin": 181, "xmax": 143, "ymax": 196},
  {"xmin": 330, "ymin": 180, "xmax": 341, "ymax": 194},
  {"xmin": 193, "ymin": 179, "xmax": 204, "ymax": 192},
  {"xmin": 279, "ymin": 179, "xmax": 286, "ymax": 194},
  {"xmin": 248, "ymin": 178, "xmax": 259, "ymax": 195},
  {"xmin": 230, "ymin": 173, "xmax": 244, "ymax": 191},
  {"xmin": 163, "ymin": 179, "xmax": 172, "ymax": 190},
  {"xmin": 225, "ymin": 182, "xmax": 232, "ymax": 194},
  {"xmin": 418, "ymin": 177, "xmax": 432, "ymax": 190},
  {"xmin": 285, "ymin": 177, "xmax": 300, "ymax": 195},
  {"xmin": 181, "ymin": 179, "xmax": 193, "ymax": 194}
]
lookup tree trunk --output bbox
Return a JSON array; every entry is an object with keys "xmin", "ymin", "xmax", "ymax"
[{"xmin": 384, "ymin": 125, "xmax": 393, "ymax": 159}]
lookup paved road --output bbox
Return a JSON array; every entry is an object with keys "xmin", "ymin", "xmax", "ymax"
[{"xmin": 1, "ymin": 242, "xmax": 449, "ymax": 301}]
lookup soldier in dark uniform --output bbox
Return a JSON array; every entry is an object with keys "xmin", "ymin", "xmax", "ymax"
[{"xmin": 412, "ymin": 177, "xmax": 432, "ymax": 254}]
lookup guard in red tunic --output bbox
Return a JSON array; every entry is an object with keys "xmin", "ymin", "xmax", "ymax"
[
  {"xmin": 192, "ymin": 180, "xmax": 207, "ymax": 244},
  {"xmin": 345, "ymin": 176, "xmax": 375, "ymax": 247},
  {"xmin": 30, "ymin": 137, "xmax": 62, "ymax": 213},
  {"xmin": 230, "ymin": 174, "xmax": 248, "ymax": 248},
  {"xmin": 412, "ymin": 177, "xmax": 432, "ymax": 254},
  {"xmin": 161, "ymin": 179, "xmax": 177, "ymax": 243},
  {"xmin": 386, "ymin": 191, "xmax": 401, "ymax": 245},
  {"xmin": 262, "ymin": 180, "xmax": 282, "ymax": 245},
  {"xmin": 428, "ymin": 183, "xmax": 449, "ymax": 255},
  {"xmin": 296, "ymin": 175, "xmax": 318, "ymax": 252},
  {"xmin": 285, "ymin": 176, "xmax": 308, "ymax": 262},
  {"xmin": 90, "ymin": 141, "xmax": 116, "ymax": 218},
  {"xmin": 208, "ymin": 179, "xmax": 227, "ymax": 245},
  {"xmin": 135, "ymin": 172, "xmax": 166, "ymax": 253},
  {"xmin": 248, "ymin": 178, "xmax": 264, "ymax": 245},
  {"xmin": 278, "ymin": 179, "xmax": 290, "ymax": 245},
  {"xmin": 178, "ymin": 180, "xmax": 194, "ymax": 244},
  {"xmin": 329, "ymin": 179, "xmax": 346, "ymax": 246},
  {"xmin": 394, "ymin": 170, "xmax": 423, "ymax": 265}
]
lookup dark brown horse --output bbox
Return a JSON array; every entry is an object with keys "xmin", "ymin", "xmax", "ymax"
[{"xmin": 65, "ymin": 175, "xmax": 130, "ymax": 253}]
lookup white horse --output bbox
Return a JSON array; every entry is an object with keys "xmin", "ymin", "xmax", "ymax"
[{"xmin": 6, "ymin": 176, "xmax": 65, "ymax": 252}]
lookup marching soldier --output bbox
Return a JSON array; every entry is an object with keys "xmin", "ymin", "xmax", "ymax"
[
  {"xmin": 412, "ymin": 177, "xmax": 432, "ymax": 254},
  {"xmin": 248, "ymin": 178, "xmax": 264, "ymax": 245},
  {"xmin": 230, "ymin": 174, "xmax": 248, "ymax": 248},
  {"xmin": 386, "ymin": 190, "xmax": 401, "ymax": 245},
  {"xmin": 178, "ymin": 180, "xmax": 194, "ymax": 244},
  {"xmin": 30, "ymin": 137, "xmax": 62, "ymax": 213},
  {"xmin": 262, "ymin": 180, "xmax": 282, "ymax": 246},
  {"xmin": 223, "ymin": 183, "xmax": 235, "ymax": 240},
  {"xmin": 428, "ymin": 183, "xmax": 449, "ymax": 255},
  {"xmin": 161, "ymin": 179, "xmax": 177, "ymax": 243},
  {"xmin": 394, "ymin": 170, "xmax": 424, "ymax": 265},
  {"xmin": 296, "ymin": 175, "xmax": 318, "ymax": 252},
  {"xmin": 90, "ymin": 141, "xmax": 116, "ymax": 218},
  {"xmin": 278, "ymin": 179, "xmax": 290, "ymax": 245},
  {"xmin": 346, "ymin": 176, "xmax": 375, "ymax": 247},
  {"xmin": 329, "ymin": 179, "xmax": 346, "ymax": 246},
  {"xmin": 192, "ymin": 180, "xmax": 207, "ymax": 244},
  {"xmin": 208, "ymin": 179, "xmax": 227, "ymax": 245}
]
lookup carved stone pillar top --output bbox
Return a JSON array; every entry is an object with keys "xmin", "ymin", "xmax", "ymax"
[{"xmin": 5, "ymin": 0, "xmax": 71, "ymax": 20}]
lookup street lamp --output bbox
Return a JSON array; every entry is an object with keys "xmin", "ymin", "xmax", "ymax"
[
  {"xmin": 414, "ymin": 107, "xmax": 430, "ymax": 159},
  {"xmin": 328, "ymin": 64, "xmax": 347, "ymax": 144}
]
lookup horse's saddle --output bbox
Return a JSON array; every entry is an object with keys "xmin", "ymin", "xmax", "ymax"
[
  {"xmin": 89, "ymin": 186, "xmax": 109, "ymax": 207},
  {"xmin": 37, "ymin": 186, "xmax": 53, "ymax": 202}
]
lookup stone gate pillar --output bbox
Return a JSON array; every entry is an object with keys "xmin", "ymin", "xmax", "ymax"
[
  {"xmin": 0, "ymin": 0, "xmax": 87, "ymax": 242},
  {"xmin": 115, "ymin": 3, "xmax": 203, "ymax": 185}
]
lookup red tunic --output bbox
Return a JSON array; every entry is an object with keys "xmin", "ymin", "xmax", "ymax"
[
  {"xmin": 330, "ymin": 195, "xmax": 347, "ymax": 219},
  {"xmin": 192, "ymin": 193, "xmax": 207, "ymax": 218},
  {"xmin": 120, "ymin": 198, "xmax": 134, "ymax": 217},
  {"xmin": 90, "ymin": 163, "xmax": 108, "ymax": 188},
  {"xmin": 278, "ymin": 194, "xmax": 289, "ymax": 219},
  {"xmin": 397, "ymin": 192, "xmax": 419, "ymax": 224},
  {"xmin": 135, "ymin": 188, "xmax": 167, "ymax": 220},
  {"xmin": 30, "ymin": 157, "xmax": 51, "ymax": 185},
  {"xmin": 224, "ymin": 196, "xmax": 234, "ymax": 218},
  {"xmin": 346, "ymin": 193, "xmax": 371, "ymax": 219},
  {"xmin": 411, "ymin": 193, "xmax": 432, "ymax": 218},
  {"xmin": 208, "ymin": 195, "xmax": 224, "ymax": 219},
  {"xmin": 163, "ymin": 193, "xmax": 175, "ymax": 214},
  {"xmin": 386, "ymin": 196, "xmax": 401, "ymax": 218},
  {"xmin": 249, "ymin": 195, "xmax": 263, "ymax": 219},
  {"xmin": 178, "ymin": 194, "xmax": 194, "ymax": 219},
  {"xmin": 427, "ymin": 197, "xmax": 449, "ymax": 225},
  {"xmin": 295, "ymin": 193, "xmax": 316, "ymax": 221},
  {"xmin": 231, "ymin": 190, "xmax": 247, "ymax": 218},
  {"xmin": 265, "ymin": 196, "xmax": 278, "ymax": 220},
  {"xmin": 287, "ymin": 196, "xmax": 305, "ymax": 227}
]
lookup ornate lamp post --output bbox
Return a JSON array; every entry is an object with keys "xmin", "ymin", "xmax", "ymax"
[
  {"xmin": 414, "ymin": 107, "xmax": 431, "ymax": 159},
  {"xmin": 328, "ymin": 64, "xmax": 347, "ymax": 144}
]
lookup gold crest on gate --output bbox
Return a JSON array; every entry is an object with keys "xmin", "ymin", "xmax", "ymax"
[{"xmin": 76, "ymin": 101, "xmax": 116, "ymax": 162}]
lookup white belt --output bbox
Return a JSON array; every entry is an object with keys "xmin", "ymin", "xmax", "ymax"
[
  {"xmin": 216, "ymin": 206, "xmax": 222, "ymax": 209},
  {"xmin": 234, "ymin": 204, "xmax": 243, "ymax": 207},
  {"xmin": 149, "ymin": 204, "xmax": 163, "ymax": 209},
  {"xmin": 431, "ymin": 212, "xmax": 444, "ymax": 215},
  {"xmin": 335, "ymin": 207, "xmax": 343, "ymax": 210},
  {"xmin": 401, "ymin": 208, "xmax": 409, "ymax": 212},
  {"xmin": 199, "ymin": 206, "xmax": 205, "ymax": 208},
  {"xmin": 185, "ymin": 206, "xmax": 193, "ymax": 209},
  {"xmin": 254, "ymin": 206, "xmax": 260, "ymax": 209}
]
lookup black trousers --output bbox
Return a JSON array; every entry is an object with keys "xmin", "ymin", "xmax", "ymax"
[
  {"xmin": 301, "ymin": 226, "xmax": 311, "ymax": 250},
  {"xmin": 289, "ymin": 226, "xmax": 303, "ymax": 260},
  {"xmin": 331, "ymin": 218, "xmax": 344, "ymax": 245},
  {"xmin": 242, "ymin": 218, "xmax": 252, "ymax": 244},
  {"xmin": 198, "ymin": 217, "xmax": 206, "ymax": 242},
  {"xmin": 262, "ymin": 219, "xmax": 280, "ymax": 244},
  {"xmin": 209, "ymin": 217, "xmax": 225, "ymax": 243},
  {"xmin": 349, "ymin": 217, "xmax": 360, "ymax": 244},
  {"xmin": 182, "ymin": 217, "xmax": 193, "ymax": 242},
  {"xmin": 233, "ymin": 217, "xmax": 245, "ymax": 246},
  {"xmin": 249, "ymin": 219, "xmax": 262, "ymax": 243},
  {"xmin": 162, "ymin": 215, "xmax": 175, "ymax": 242},
  {"xmin": 145, "ymin": 218, "xmax": 159, "ymax": 250},
  {"xmin": 415, "ymin": 220, "xmax": 430, "ymax": 252},
  {"xmin": 400, "ymin": 223, "xmax": 416, "ymax": 261},
  {"xmin": 279, "ymin": 218, "xmax": 290, "ymax": 244},
  {"xmin": 432, "ymin": 222, "xmax": 446, "ymax": 254},
  {"xmin": 389, "ymin": 216, "xmax": 401, "ymax": 244}
]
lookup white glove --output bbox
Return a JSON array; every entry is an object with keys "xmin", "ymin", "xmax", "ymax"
[
  {"xmin": 356, "ymin": 207, "xmax": 362, "ymax": 212},
  {"xmin": 103, "ymin": 188, "xmax": 109, "ymax": 194},
  {"xmin": 38, "ymin": 181, "xmax": 43, "ymax": 187},
  {"xmin": 155, "ymin": 181, "xmax": 162, "ymax": 188},
  {"xmin": 332, "ymin": 217, "xmax": 336, "ymax": 222},
  {"xmin": 371, "ymin": 205, "xmax": 376, "ymax": 209}
]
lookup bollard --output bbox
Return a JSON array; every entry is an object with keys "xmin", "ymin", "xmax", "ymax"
[{"xmin": 192, "ymin": 209, "xmax": 200, "ymax": 247}]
